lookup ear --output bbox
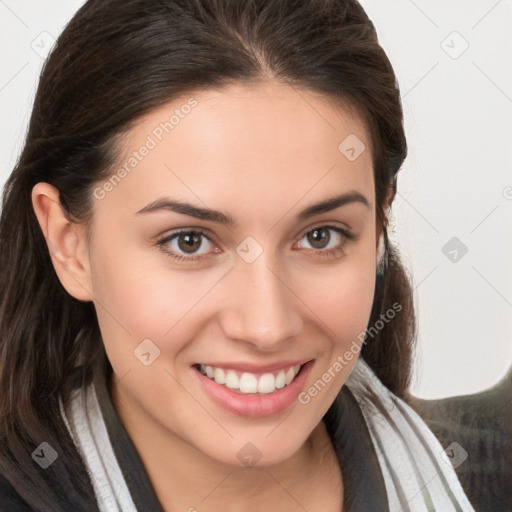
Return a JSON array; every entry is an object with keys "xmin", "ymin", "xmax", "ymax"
[{"xmin": 31, "ymin": 182, "xmax": 93, "ymax": 302}]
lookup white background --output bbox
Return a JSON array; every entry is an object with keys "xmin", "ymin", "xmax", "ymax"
[{"xmin": 1, "ymin": 0, "xmax": 511, "ymax": 399}]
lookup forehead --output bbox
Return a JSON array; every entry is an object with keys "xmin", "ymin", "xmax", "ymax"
[{"xmin": 98, "ymin": 81, "xmax": 374, "ymax": 220}]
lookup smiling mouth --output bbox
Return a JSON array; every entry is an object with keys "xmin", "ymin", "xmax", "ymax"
[{"xmin": 196, "ymin": 363, "xmax": 305, "ymax": 394}]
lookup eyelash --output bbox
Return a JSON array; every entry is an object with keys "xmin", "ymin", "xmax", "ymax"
[
  {"xmin": 157, "ymin": 228, "xmax": 217, "ymax": 263},
  {"xmin": 294, "ymin": 225, "xmax": 356, "ymax": 260},
  {"xmin": 157, "ymin": 225, "xmax": 357, "ymax": 263}
]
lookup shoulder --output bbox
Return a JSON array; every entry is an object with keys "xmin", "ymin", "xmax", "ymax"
[{"xmin": 406, "ymin": 371, "xmax": 512, "ymax": 511}]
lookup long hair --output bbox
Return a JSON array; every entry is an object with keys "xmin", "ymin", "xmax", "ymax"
[{"xmin": 0, "ymin": 0, "xmax": 414, "ymax": 509}]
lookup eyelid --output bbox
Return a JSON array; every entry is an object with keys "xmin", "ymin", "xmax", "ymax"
[
  {"xmin": 157, "ymin": 226, "xmax": 217, "ymax": 245},
  {"xmin": 292, "ymin": 225, "xmax": 356, "ymax": 262},
  {"xmin": 157, "ymin": 227, "xmax": 221, "ymax": 262},
  {"xmin": 295, "ymin": 221, "xmax": 356, "ymax": 242}
]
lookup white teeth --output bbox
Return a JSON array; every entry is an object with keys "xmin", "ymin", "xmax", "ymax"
[
  {"xmin": 199, "ymin": 364, "xmax": 302, "ymax": 394},
  {"xmin": 257, "ymin": 373, "xmax": 276, "ymax": 394},
  {"xmin": 239, "ymin": 373, "xmax": 258, "ymax": 393},
  {"xmin": 213, "ymin": 367, "xmax": 225, "ymax": 384},
  {"xmin": 275, "ymin": 370, "xmax": 286, "ymax": 389},
  {"xmin": 225, "ymin": 370, "xmax": 239, "ymax": 389}
]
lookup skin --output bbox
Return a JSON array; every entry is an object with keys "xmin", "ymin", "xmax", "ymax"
[{"xmin": 32, "ymin": 81, "xmax": 385, "ymax": 511}]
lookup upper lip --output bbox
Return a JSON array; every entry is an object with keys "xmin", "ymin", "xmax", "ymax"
[{"xmin": 195, "ymin": 359, "xmax": 312, "ymax": 373}]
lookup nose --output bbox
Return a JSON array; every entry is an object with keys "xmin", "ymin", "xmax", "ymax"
[{"xmin": 218, "ymin": 256, "xmax": 303, "ymax": 352}]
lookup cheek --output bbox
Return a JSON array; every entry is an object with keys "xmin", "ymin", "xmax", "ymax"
[
  {"xmin": 89, "ymin": 242, "xmax": 229, "ymax": 364},
  {"xmin": 331, "ymin": 267, "xmax": 375, "ymax": 343},
  {"xmin": 279, "ymin": 257, "xmax": 376, "ymax": 439},
  {"xmin": 295, "ymin": 256, "xmax": 376, "ymax": 345},
  {"xmin": 292, "ymin": 250, "xmax": 376, "ymax": 393}
]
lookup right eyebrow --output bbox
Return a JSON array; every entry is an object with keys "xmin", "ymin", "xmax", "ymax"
[{"xmin": 136, "ymin": 198, "xmax": 237, "ymax": 227}]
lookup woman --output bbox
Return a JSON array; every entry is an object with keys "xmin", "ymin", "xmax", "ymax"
[{"xmin": 0, "ymin": 0, "xmax": 477, "ymax": 510}]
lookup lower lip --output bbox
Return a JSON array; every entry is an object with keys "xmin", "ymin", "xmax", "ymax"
[{"xmin": 194, "ymin": 361, "xmax": 314, "ymax": 417}]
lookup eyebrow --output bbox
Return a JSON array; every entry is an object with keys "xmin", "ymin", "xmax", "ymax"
[
  {"xmin": 135, "ymin": 191, "xmax": 370, "ymax": 226},
  {"xmin": 297, "ymin": 191, "xmax": 370, "ymax": 220}
]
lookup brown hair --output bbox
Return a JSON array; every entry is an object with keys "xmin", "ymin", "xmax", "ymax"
[{"xmin": 0, "ymin": 0, "xmax": 414, "ymax": 509}]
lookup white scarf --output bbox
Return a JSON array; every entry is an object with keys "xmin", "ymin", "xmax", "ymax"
[
  {"xmin": 60, "ymin": 377, "xmax": 137, "ymax": 512},
  {"xmin": 61, "ymin": 358, "xmax": 475, "ymax": 511},
  {"xmin": 344, "ymin": 358, "xmax": 475, "ymax": 511}
]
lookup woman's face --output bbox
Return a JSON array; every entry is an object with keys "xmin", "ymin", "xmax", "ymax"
[{"xmin": 86, "ymin": 81, "xmax": 378, "ymax": 466}]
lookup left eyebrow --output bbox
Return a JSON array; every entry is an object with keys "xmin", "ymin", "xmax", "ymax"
[{"xmin": 297, "ymin": 191, "xmax": 371, "ymax": 220}]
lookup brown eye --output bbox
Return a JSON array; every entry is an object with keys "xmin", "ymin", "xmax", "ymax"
[
  {"xmin": 161, "ymin": 230, "xmax": 215, "ymax": 258},
  {"xmin": 306, "ymin": 227, "xmax": 331, "ymax": 249},
  {"xmin": 177, "ymin": 232, "xmax": 203, "ymax": 253},
  {"xmin": 296, "ymin": 225, "xmax": 354, "ymax": 254}
]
